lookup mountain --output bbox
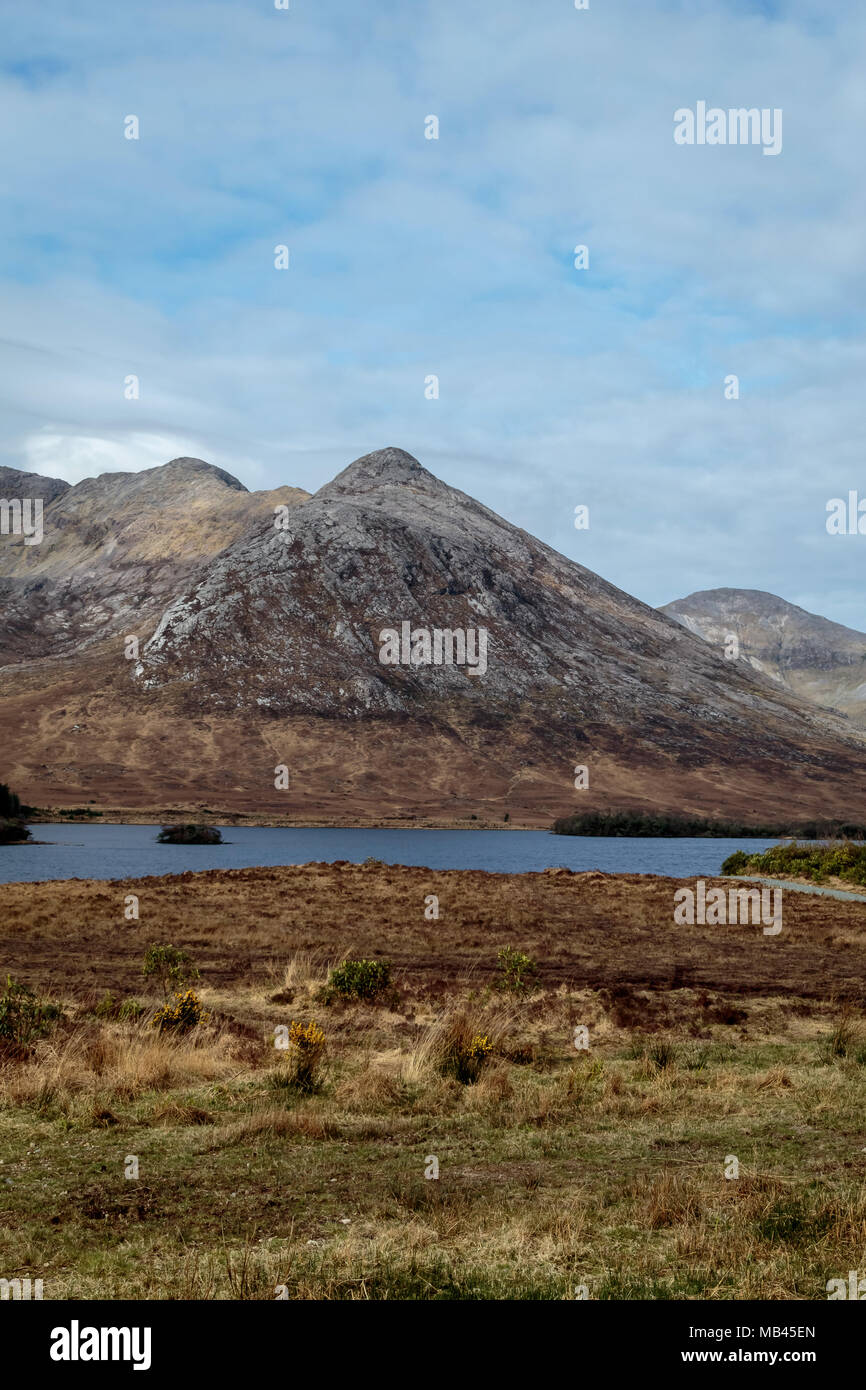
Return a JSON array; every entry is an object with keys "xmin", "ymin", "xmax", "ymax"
[
  {"xmin": 0, "ymin": 458, "xmax": 309, "ymax": 664},
  {"xmin": 0, "ymin": 465, "xmax": 70, "ymax": 506},
  {"xmin": 3, "ymin": 448, "xmax": 866, "ymax": 825},
  {"xmin": 661, "ymin": 589, "xmax": 866, "ymax": 730}
]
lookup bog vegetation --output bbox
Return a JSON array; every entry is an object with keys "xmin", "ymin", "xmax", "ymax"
[
  {"xmin": 2, "ymin": 862, "xmax": 865, "ymax": 1300},
  {"xmin": 552, "ymin": 809, "xmax": 866, "ymax": 838},
  {"xmin": 723, "ymin": 839, "xmax": 866, "ymax": 887}
]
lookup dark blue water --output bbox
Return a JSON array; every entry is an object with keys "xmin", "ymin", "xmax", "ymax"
[{"xmin": 0, "ymin": 824, "xmax": 785, "ymax": 884}]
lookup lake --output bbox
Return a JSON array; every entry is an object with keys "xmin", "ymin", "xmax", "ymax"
[{"xmin": 0, "ymin": 824, "xmax": 786, "ymax": 884}]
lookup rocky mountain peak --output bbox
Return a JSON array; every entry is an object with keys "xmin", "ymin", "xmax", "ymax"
[
  {"xmin": 316, "ymin": 447, "xmax": 442, "ymax": 500},
  {"xmin": 156, "ymin": 457, "xmax": 248, "ymax": 492}
]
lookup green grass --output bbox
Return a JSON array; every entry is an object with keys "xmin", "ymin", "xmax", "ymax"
[{"xmin": 2, "ymin": 1028, "xmax": 865, "ymax": 1300}]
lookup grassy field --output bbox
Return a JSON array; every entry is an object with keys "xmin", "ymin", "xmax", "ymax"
[{"xmin": 1, "ymin": 862, "xmax": 865, "ymax": 1300}]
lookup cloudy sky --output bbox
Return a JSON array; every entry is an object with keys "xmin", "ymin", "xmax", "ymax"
[{"xmin": 1, "ymin": 0, "xmax": 864, "ymax": 624}]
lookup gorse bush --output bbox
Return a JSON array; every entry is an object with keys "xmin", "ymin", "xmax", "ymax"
[
  {"xmin": 142, "ymin": 944, "xmax": 199, "ymax": 999},
  {"xmin": 151, "ymin": 990, "xmax": 208, "ymax": 1035},
  {"xmin": 156, "ymin": 824, "xmax": 223, "ymax": 845},
  {"xmin": 433, "ymin": 1016, "xmax": 494, "ymax": 1085},
  {"xmin": 270, "ymin": 1019, "xmax": 326, "ymax": 1094},
  {"xmin": 328, "ymin": 958, "xmax": 391, "ymax": 1001},
  {"xmin": 496, "ymin": 947, "xmax": 539, "ymax": 996},
  {"xmin": 721, "ymin": 850, "xmax": 750, "ymax": 874},
  {"xmin": 722, "ymin": 840, "xmax": 866, "ymax": 887},
  {"xmin": 0, "ymin": 975, "xmax": 63, "ymax": 1047}
]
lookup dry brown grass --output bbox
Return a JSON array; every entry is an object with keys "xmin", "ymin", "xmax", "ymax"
[
  {"xmin": 1, "ymin": 861, "xmax": 865, "ymax": 1007},
  {"xmin": 1, "ymin": 863, "xmax": 865, "ymax": 1300},
  {"xmin": 1, "ymin": 1019, "xmax": 250, "ymax": 1109}
]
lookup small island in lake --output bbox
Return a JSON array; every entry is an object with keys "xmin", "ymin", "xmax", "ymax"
[{"xmin": 156, "ymin": 824, "xmax": 223, "ymax": 845}]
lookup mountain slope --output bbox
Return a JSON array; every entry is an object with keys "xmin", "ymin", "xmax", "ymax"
[
  {"xmin": 661, "ymin": 589, "xmax": 866, "ymax": 730},
  {"xmin": 2, "ymin": 449, "xmax": 866, "ymax": 825},
  {"xmin": 0, "ymin": 458, "xmax": 309, "ymax": 664}
]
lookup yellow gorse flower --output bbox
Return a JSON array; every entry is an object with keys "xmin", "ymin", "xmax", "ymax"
[
  {"xmin": 288, "ymin": 1019, "xmax": 325, "ymax": 1051},
  {"xmin": 151, "ymin": 989, "xmax": 208, "ymax": 1033}
]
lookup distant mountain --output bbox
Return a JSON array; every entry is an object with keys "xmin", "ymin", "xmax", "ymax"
[
  {"xmin": 3, "ymin": 449, "xmax": 866, "ymax": 825},
  {"xmin": 661, "ymin": 589, "xmax": 866, "ymax": 730},
  {"xmin": 0, "ymin": 458, "xmax": 309, "ymax": 664}
]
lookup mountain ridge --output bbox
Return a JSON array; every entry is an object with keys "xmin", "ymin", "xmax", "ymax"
[{"xmin": 3, "ymin": 449, "xmax": 866, "ymax": 825}]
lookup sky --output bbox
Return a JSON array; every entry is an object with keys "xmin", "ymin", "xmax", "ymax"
[{"xmin": 1, "ymin": 0, "xmax": 864, "ymax": 625}]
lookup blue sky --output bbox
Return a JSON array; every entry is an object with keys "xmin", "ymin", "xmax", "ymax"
[{"xmin": 1, "ymin": 0, "xmax": 865, "ymax": 625}]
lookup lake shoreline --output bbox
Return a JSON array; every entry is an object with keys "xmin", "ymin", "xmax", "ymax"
[
  {"xmin": 25, "ymin": 810, "xmax": 525, "ymax": 831},
  {"xmin": 0, "ymin": 824, "xmax": 795, "ymax": 886}
]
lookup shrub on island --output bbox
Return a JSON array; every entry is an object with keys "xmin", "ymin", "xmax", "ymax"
[{"xmin": 156, "ymin": 824, "xmax": 223, "ymax": 845}]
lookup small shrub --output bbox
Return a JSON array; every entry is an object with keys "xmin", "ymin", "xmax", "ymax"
[
  {"xmin": 156, "ymin": 824, "xmax": 222, "ymax": 845},
  {"xmin": 93, "ymin": 992, "xmax": 120, "ymax": 1020},
  {"xmin": 435, "ymin": 1017, "xmax": 494, "ymax": 1085},
  {"xmin": 722, "ymin": 839, "xmax": 866, "ymax": 887},
  {"xmin": 496, "ymin": 947, "xmax": 539, "ymax": 996},
  {"xmin": 0, "ymin": 975, "xmax": 63, "ymax": 1047},
  {"xmin": 269, "ymin": 1019, "xmax": 326, "ymax": 1094},
  {"xmin": 151, "ymin": 990, "xmax": 208, "ymax": 1035},
  {"xmin": 328, "ymin": 958, "xmax": 391, "ymax": 1001},
  {"xmin": 142, "ymin": 944, "xmax": 199, "ymax": 999},
  {"xmin": 720, "ymin": 850, "xmax": 749, "ymax": 875}
]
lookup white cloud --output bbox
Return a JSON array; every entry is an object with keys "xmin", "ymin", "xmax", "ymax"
[{"xmin": 1, "ymin": 0, "xmax": 865, "ymax": 627}]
